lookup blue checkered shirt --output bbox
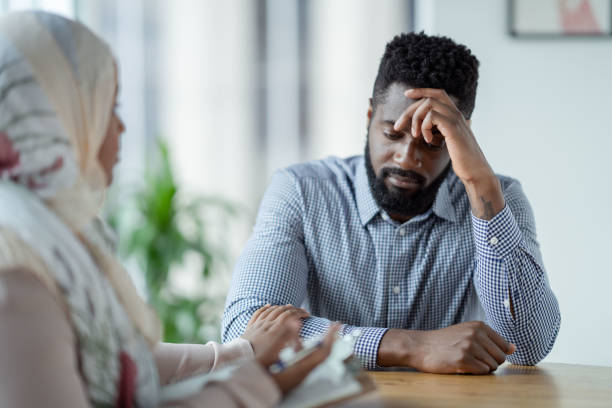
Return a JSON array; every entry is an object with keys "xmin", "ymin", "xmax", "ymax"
[{"xmin": 222, "ymin": 156, "xmax": 560, "ymax": 369}]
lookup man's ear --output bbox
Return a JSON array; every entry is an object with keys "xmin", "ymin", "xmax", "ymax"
[{"xmin": 367, "ymin": 98, "xmax": 373, "ymax": 128}]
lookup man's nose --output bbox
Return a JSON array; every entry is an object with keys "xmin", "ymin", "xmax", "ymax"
[{"xmin": 393, "ymin": 137, "xmax": 421, "ymax": 170}]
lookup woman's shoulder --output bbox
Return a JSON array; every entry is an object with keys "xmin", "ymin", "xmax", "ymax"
[
  {"xmin": 0, "ymin": 227, "xmax": 64, "ymax": 307},
  {"xmin": 0, "ymin": 266, "xmax": 87, "ymax": 407}
]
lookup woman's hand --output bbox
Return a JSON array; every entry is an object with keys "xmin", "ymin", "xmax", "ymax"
[
  {"xmin": 242, "ymin": 304, "xmax": 309, "ymax": 367},
  {"xmin": 270, "ymin": 323, "xmax": 341, "ymax": 394},
  {"xmin": 241, "ymin": 305, "xmax": 342, "ymax": 394}
]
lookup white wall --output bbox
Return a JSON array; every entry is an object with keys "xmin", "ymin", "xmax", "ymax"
[
  {"xmin": 416, "ymin": 0, "xmax": 612, "ymax": 366},
  {"xmin": 306, "ymin": 0, "xmax": 409, "ymax": 160}
]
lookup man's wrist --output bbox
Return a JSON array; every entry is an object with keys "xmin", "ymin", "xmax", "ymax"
[
  {"xmin": 464, "ymin": 173, "xmax": 505, "ymax": 221},
  {"xmin": 377, "ymin": 328, "xmax": 423, "ymax": 367}
]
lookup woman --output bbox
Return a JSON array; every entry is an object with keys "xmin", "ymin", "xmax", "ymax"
[{"xmin": 0, "ymin": 10, "xmax": 337, "ymax": 407}]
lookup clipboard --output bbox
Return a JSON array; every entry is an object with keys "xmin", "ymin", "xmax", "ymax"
[
  {"xmin": 160, "ymin": 333, "xmax": 375, "ymax": 407},
  {"xmin": 278, "ymin": 356, "xmax": 377, "ymax": 408},
  {"xmin": 160, "ymin": 357, "xmax": 375, "ymax": 407}
]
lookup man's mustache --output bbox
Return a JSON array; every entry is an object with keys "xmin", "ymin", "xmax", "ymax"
[{"xmin": 381, "ymin": 167, "xmax": 426, "ymax": 185}]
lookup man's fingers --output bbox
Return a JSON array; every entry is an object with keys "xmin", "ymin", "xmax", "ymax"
[
  {"xmin": 413, "ymin": 99, "xmax": 457, "ymax": 137},
  {"xmin": 422, "ymin": 109, "xmax": 455, "ymax": 144},
  {"xmin": 395, "ymin": 96, "xmax": 458, "ymax": 138},
  {"xmin": 484, "ymin": 325, "xmax": 515, "ymax": 355},
  {"xmin": 394, "ymin": 99, "xmax": 422, "ymax": 132},
  {"xmin": 478, "ymin": 332, "xmax": 508, "ymax": 365},
  {"xmin": 405, "ymin": 88, "xmax": 454, "ymax": 105},
  {"xmin": 410, "ymin": 99, "xmax": 433, "ymax": 138},
  {"xmin": 458, "ymin": 356, "xmax": 490, "ymax": 375},
  {"xmin": 508, "ymin": 343, "xmax": 517, "ymax": 354},
  {"xmin": 471, "ymin": 342, "xmax": 499, "ymax": 372},
  {"xmin": 421, "ymin": 110, "xmax": 435, "ymax": 143}
]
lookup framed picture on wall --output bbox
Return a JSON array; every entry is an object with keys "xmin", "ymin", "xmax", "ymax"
[{"xmin": 509, "ymin": 0, "xmax": 612, "ymax": 37}]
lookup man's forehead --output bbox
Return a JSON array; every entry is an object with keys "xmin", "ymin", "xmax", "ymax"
[{"xmin": 380, "ymin": 83, "xmax": 418, "ymax": 123}]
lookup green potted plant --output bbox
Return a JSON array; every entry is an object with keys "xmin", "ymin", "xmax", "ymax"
[{"xmin": 108, "ymin": 139, "xmax": 240, "ymax": 343}]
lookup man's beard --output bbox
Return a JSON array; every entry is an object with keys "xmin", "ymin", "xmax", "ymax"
[{"xmin": 364, "ymin": 137, "xmax": 451, "ymax": 219}]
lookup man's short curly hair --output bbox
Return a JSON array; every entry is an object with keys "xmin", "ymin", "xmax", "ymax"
[{"xmin": 372, "ymin": 32, "xmax": 480, "ymax": 119}]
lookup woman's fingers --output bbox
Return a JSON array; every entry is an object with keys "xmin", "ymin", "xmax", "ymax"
[
  {"xmin": 270, "ymin": 323, "xmax": 341, "ymax": 394},
  {"xmin": 265, "ymin": 304, "xmax": 298, "ymax": 321},
  {"xmin": 273, "ymin": 308, "xmax": 310, "ymax": 327},
  {"xmin": 248, "ymin": 304, "xmax": 272, "ymax": 325},
  {"xmin": 291, "ymin": 323, "xmax": 340, "ymax": 370},
  {"xmin": 271, "ymin": 318, "xmax": 302, "ymax": 348},
  {"xmin": 257, "ymin": 304, "xmax": 281, "ymax": 322}
]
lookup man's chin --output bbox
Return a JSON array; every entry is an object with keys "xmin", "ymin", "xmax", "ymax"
[{"xmin": 384, "ymin": 189, "xmax": 418, "ymax": 208}]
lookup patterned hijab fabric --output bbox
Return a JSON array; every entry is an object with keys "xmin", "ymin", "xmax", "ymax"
[
  {"xmin": 0, "ymin": 11, "xmax": 110, "ymax": 226},
  {"xmin": 0, "ymin": 11, "xmax": 161, "ymax": 407}
]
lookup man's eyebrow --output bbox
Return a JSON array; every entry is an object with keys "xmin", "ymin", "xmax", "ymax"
[{"xmin": 382, "ymin": 119, "xmax": 397, "ymax": 126}]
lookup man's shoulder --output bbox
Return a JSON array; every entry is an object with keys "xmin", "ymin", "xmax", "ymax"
[
  {"xmin": 497, "ymin": 173, "xmax": 521, "ymax": 189},
  {"xmin": 281, "ymin": 155, "xmax": 363, "ymax": 186},
  {"xmin": 495, "ymin": 174, "xmax": 529, "ymax": 202}
]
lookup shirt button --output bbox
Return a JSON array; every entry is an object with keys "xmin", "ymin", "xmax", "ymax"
[
  {"xmin": 398, "ymin": 228, "xmax": 406, "ymax": 236},
  {"xmin": 503, "ymin": 298, "xmax": 510, "ymax": 308},
  {"xmin": 490, "ymin": 237, "xmax": 499, "ymax": 245},
  {"xmin": 392, "ymin": 286, "xmax": 401, "ymax": 294}
]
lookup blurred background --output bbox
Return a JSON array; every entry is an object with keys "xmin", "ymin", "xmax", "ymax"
[{"xmin": 3, "ymin": 0, "xmax": 610, "ymax": 367}]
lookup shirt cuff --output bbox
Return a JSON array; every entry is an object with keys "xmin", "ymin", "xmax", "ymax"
[
  {"xmin": 226, "ymin": 337, "xmax": 255, "ymax": 359},
  {"xmin": 471, "ymin": 204, "xmax": 523, "ymax": 260},
  {"xmin": 343, "ymin": 326, "xmax": 388, "ymax": 370}
]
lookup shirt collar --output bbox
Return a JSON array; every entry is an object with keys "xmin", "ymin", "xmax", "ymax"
[
  {"xmin": 431, "ymin": 170, "xmax": 458, "ymax": 223},
  {"xmin": 355, "ymin": 157, "xmax": 458, "ymax": 226},
  {"xmin": 355, "ymin": 158, "xmax": 380, "ymax": 226}
]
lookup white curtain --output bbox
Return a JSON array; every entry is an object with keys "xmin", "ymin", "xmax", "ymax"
[{"xmin": 1, "ymin": 0, "xmax": 413, "ymax": 311}]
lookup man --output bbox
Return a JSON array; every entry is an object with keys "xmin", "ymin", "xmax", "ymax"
[{"xmin": 222, "ymin": 32, "xmax": 560, "ymax": 374}]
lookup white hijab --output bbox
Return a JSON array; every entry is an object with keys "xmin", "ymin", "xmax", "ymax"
[
  {"xmin": 0, "ymin": 10, "xmax": 161, "ymax": 407},
  {"xmin": 0, "ymin": 9, "xmax": 160, "ymax": 343},
  {"xmin": 0, "ymin": 10, "xmax": 110, "ymax": 225}
]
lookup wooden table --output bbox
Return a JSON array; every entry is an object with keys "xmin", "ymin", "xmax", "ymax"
[{"xmin": 340, "ymin": 363, "xmax": 612, "ymax": 407}]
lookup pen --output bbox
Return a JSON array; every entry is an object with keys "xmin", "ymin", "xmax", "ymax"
[{"xmin": 268, "ymin": 340, "xmax": 323, "ymax": 374}]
